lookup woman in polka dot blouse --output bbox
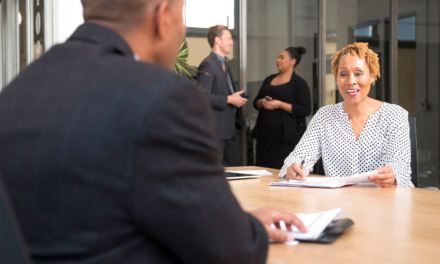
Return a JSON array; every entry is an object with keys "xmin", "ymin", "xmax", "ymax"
[{"xmin": 279, "ymin": 42, "xmax": 414, "ymax": 187}]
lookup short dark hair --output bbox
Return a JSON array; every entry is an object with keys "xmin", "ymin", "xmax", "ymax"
[
  {"xmin": 285, "ymin": 47, "xmax": 306, "ymax": 68},
  {"xmin": 207, "ymin": 25, "xmax": 229, "ymax": 48},
  {"xmin": 81, "ymin": 0, "xmax": 164, "ymax": 26}
]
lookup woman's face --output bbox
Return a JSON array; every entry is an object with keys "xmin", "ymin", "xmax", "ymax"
[
  {"xmin": 277, "ymin": 51, "xmax": 296, "ymax": 73},
  {"xmin": 337, "ymin": 54, "xmax": 374, "ymax": 106}
]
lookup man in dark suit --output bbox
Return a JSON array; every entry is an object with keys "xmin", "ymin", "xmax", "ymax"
[
  {"xmin": 0, "ymin": 0, "xmax": 306, "ymax": 263},
  {"xmin": 197, "ymin": 25, "xmax": 247, "ymax": 167}
]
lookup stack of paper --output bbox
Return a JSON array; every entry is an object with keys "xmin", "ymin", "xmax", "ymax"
[
  {"xmin": 271, "ymin": 208, "xmax": 342, "ymax": 241},
  {"xmin": 269, "ymin": 170, "xmax": 378, "ymax": 189},
  {"xmin": 226, "ymin": 170, "xmax": 273, "ymax": 176}
]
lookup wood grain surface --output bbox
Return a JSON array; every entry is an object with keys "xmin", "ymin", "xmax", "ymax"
[{"xmin": 226, "ymin": 166, "xmax": 440, "ymax": 264}]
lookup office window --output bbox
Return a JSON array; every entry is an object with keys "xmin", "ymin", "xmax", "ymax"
[
  {"xmin": 354, "ymin": 26, "xmax": 373, "ymax": 37},
  {"xmin": 184, "ymin": 0, "xmax": 239, "ymax": 79},
  {"xmin": 53, "ymin": 0, "xmax": 83, "ymax": 45},
  {"xmin": 398, "ymin": 16, "xmax": 416, "ymax": 41},
  {"xmin": 185, "ymin": 0, "xmax": 235, "ymax": 29}
]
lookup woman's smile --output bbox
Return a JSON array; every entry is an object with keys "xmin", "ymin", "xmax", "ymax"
[{"xmin": 346, "ymin": 89, "xmax": 360, "ymax": 97}]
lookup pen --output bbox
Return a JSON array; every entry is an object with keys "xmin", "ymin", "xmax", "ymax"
[
  {"xmin": 296, "ymin": 160, "xmax": 305, "ymax": 180},
  {"xmin": 282, "ymin": 159, "xmax": 305, "ymax": 182}
]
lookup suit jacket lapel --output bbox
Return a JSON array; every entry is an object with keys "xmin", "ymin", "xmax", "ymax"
[{"xmin": 209, "ymin": 52, "xmax": 230, "ymax": 87}]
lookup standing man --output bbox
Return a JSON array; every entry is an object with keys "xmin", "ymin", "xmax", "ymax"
[
  {"xmin": 197, "ymin": 25, "xmax": 247, "ymax": 167},
  {"xmin": 0, "ymin": 0, "xmax": 306, "ymax": 263}
]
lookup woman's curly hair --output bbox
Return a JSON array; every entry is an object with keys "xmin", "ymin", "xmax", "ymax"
[{"xmin": 331, "ymin": 42, "xmax": 380, "ymax": 85}]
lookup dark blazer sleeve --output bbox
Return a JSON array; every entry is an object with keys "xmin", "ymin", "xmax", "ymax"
[
  {"xmin": 290, "ymin": 77, "xmax": 311, "ymax": 118},
  {"xmin": 197, "ymin": 59, "xmax": 228, "ymax": 110},
  {"xmin": 129, "ymin": 80, "xmax": 268, "ymax": 264}
]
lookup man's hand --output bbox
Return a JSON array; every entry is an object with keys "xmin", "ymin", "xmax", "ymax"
[
  {"xmin": 250, "ymin": 207, "xmax": 307, "ymax": 242},
  {"xmin": 286, "ymin": 162, "xmax": 307, "ymax": 181},
  {"xmin": 227, "ymin": 90, "xmax": 248, "ymax": 107},
  {"xmin": 369, "ymin": 166, "xmax": 396, "ymax": 187}
]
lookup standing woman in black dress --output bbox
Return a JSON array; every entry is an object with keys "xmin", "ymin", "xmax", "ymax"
[{"xmin": 252, "ymin": 47, "xmax": 311, "ymax": 169}]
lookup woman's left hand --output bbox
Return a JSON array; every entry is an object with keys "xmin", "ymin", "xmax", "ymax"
[
  {"xmin": 268, "ymin": 100, "xmax": 281, "ymax": 109},
  {"xmin": 369, "ymin": 166, "xmax": 396, "ymax": 187}
]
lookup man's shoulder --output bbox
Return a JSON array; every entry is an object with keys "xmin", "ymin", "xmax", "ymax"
[
  {"xmin": 130, "ymin": 62, "xmax": 189, "ymax": 87},
  {"xmin": 198, "ymin": 53, "xmax": 217, "ymax": 68},
  {"xmin": 5, "ymin": 45, "xmax": 197, "ymax": 109}
]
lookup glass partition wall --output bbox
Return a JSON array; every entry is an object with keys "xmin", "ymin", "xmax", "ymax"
[
  {"xmin": 324, "ymin": 0, "xmax": 391, "ymax": 105},
  {"xmin": 397, "ymin": 0, "xmax": 440, "ymax": 188},
  {"xmin": 246, "ymin": 0, "xmax": 319, "ymax": 165}
]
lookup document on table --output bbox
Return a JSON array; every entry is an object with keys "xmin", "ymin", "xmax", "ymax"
[
  {"xmin": 271, "ymin": 208, "xmax": 342, "ymax": 240},
  {"xmin": 269, "ymin": 170, "xmax": 378, "ymax": 188},
  {"xmin": 226, "ymin": 170, "xmax": 273, "ymax": 176}
]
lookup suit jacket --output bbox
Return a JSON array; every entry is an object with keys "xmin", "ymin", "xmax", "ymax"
[
  {"xmin": 253, "ymin": 72, "xmax": 311, "ymax": 143},
  {"xmin": 197, "ymin": 52, "xmax": 244, "ymax": 140},
  {"xmin": 0, "ymin": 23, "xmax": 268, "ymax": 264}
]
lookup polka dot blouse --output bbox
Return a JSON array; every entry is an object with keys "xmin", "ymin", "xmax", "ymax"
[{"xmin": 279, "ymin": 102, "xmax": 414, "ymax": 187}]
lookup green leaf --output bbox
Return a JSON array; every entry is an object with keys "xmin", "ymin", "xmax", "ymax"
[{"xmin": 174, "ymin": 40, "xmax": 200, "ymax": 84}]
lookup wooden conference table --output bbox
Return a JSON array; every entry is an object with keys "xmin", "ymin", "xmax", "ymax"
[{"xmin": 226, "ymin": 166, "xmax": 440, "ymax": 264}]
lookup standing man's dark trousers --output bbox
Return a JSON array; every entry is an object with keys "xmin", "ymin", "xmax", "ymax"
[{"xmin": 218, "ymin": 131, "xmax": 241, "ymax": 167}]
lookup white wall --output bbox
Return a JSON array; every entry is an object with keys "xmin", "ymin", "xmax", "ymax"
[{"xmin": 53, "ymin": 0, "xmax": 84, "ymax": 45}]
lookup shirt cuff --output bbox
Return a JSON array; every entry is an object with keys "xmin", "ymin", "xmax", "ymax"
[{"xmin": 384, "ymin": 161, "xmax": 412, "ymax": 187}]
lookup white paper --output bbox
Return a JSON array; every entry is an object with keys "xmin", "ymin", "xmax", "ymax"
[
  {"xmin": 226, "ymin": 170, "xmax": 273, "ymax": 176},
  {"xmin": 334, "ymin": 170, "xmax": 378, "ymax": 184},
  {"xmin": 271, "ymin": 208, "xmax": 342, "ymax": 240},
  {"xmin": 288, "ymin": 177, "xmax": 328, "ymax": 183},
  {"xmin": 270, "ymin": 170, "xmax": 378, "ymax": 188},
  {"xmin": 269, "ymin": 180, "xmax": 354, "ymax": 188},
  {"xmin": 268, "ymin": 239, "xmax": 299, "ymax": 246}
]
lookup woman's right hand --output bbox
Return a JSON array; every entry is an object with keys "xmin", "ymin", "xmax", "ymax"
[
  {"xmin": 262, "ymin": 99, "xmax": 274, "ymax": 110},
  {"xmin": 286, "ymin": 162, "xmax": 307, "ymax": 181}
]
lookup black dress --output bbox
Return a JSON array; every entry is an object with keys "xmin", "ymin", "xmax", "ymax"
[{"xmin": 255, "ymin": 82, "xmax": 297, "ymax": 169}]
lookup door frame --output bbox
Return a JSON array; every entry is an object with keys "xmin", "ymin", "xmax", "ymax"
[{"xmin": 1, "ymin": 0, "xmax": 19, "ymax": 89}]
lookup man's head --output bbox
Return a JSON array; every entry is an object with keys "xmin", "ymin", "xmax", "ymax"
[
  {"xmin": 81, "ymin": 0, "xmax": 185, "ymax": 70},
  {"xmin": 207, "ymin": 25, "xmax": 233, "ymax": 57},
  {"xmin": 81, "ymin": 0, "xmax": 148, "ymax": 27}
]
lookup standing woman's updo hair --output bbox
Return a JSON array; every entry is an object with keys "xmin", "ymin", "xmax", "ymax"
[{"xmin": 285, "ymin": 47, "xmax": 306, "ymax": 68}]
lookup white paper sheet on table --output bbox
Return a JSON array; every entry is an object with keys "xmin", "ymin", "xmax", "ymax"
[
  {"xmin": 226, "ymin": 170, "xmax": 273, "ymax": 176},
  {"xmin": 271, "ymin": 208, "xmax": 342, "ymax": 240},
  {"xmin": 269, "ymin": 170, "xmax": 378, "ymax": 188},
  {"xmin": 269, "ymin": 179, "xmax": 354, "ymax": 188}
]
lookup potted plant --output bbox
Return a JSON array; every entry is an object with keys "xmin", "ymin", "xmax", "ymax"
[{"xmin": 174, "ymin": 40, "xmax": 198, "ymax": 82}]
